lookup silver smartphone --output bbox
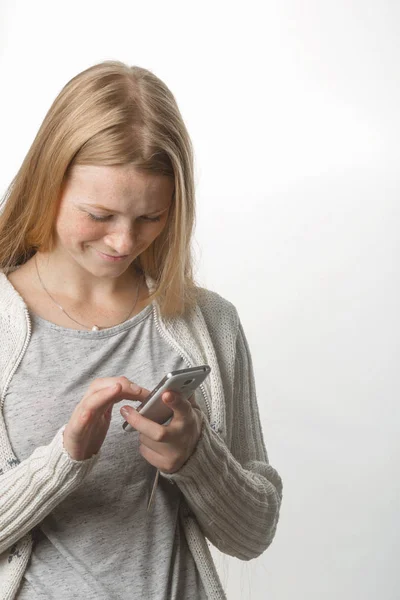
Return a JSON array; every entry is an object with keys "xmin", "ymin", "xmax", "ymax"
[{"xmin": 122, "ymin": 365, "xmax": 211, "ymax": 430}]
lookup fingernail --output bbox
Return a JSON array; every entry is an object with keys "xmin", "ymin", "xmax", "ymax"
[
  {"xmin": 164, "ymin": 392, "xmax": 175, "ymax": 403},
  {"xmin": 121, "ymin": 407, "xmax": 131, "ymax": 418},
  {"xmin": 130, "ymin": 383, "xmax": 141, "ymax": 394}
]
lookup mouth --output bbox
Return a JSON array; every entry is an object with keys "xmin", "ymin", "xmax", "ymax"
[{"xmin": 95, "ymin": 249, "xmax": 129, "ymax": 262}]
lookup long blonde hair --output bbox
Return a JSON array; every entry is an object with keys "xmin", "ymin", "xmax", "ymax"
[{"xmin": 0, "ymin": 60, "xmax": 200, "ymax": 318}]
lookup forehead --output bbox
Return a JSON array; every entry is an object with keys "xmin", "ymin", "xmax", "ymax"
[{"xmin": 67, "ymin": 164, "xmax": 174, "ymax": 202}]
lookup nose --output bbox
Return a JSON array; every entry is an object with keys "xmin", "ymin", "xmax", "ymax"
[{"xmin": 102, "ymin": 226, "xmax": 136, "ymax": 256}]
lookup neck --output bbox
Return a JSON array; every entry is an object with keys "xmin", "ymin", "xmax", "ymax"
[{"xmin": 34, "ymin": 250, "xmax": 143, "ymax": 304}]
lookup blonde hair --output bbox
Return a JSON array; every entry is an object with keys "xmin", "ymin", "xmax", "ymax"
[{"xmin": 0, "ymin": 60, "xmax": 200, "ymax": 318}]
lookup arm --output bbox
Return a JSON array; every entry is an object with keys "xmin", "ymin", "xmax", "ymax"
[
  {"xmin": 0, "ymin": 375, "xmax": 142, "ymax": 553},
  {"xmin": 160, "ymin": 320, "xmax": 283, "ymax": 560},
  {"xmin": 0, "ymin": 425, "xmax": 98, "ymax": 554}
]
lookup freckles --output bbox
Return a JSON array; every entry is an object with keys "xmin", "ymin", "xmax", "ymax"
[
  {"xmin": 57, "ymin": 212, "xmax": 98, "ymax": 244},
  {"xmin": 66, "ymin": 222, "xmax": 87, "ymax": 239},
  {"xmin": 75, "ymin": 221, "xmax": 94, "ymax": 236}
]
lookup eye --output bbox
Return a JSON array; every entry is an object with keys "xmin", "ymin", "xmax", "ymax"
[
  {"xmin": 140, "ymin": 216, "xmax": 161, "ymax": 223},
  {"xmin": 87, "ymin": 213, "xmax": 162, "ymax": 223},
  {"xmin": 87, "ymin": 213, "xmax": 111, "ymax": 222}
]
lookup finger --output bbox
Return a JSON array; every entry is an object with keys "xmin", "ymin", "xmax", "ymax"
[
  {"xmin": 138, "ymin": 443, "xmax": 170, "ymax": 471},
  {"xmin": 68, "ymin": 383, "xmax": 122, "ymax": 437},
  {"xmin": 87, "ymin": 376, "xmax": 129, "ymax": 394},
  {"xmin": 187, "ymin": 393, "xmax": 200, "ymax": 409},
  {"xmin": 139, "ymin": 443, "xmax": 181, "ymax": 475},
  {"xmin": 105, "ymin": 403, "xmax": 113, "ymax": 420},
  {"xmin": 120, "ymin": 406, "xmax": 169, "ymax": 442},
  {"xmin": 162, "ymin": 391, "xmax": 193, "ymax": 420},
  {"xmin": 80, "ymin": 383, "xmax": 123, "ymax": 421},
  {"xmin": 139, "ymin": 433, "xmax": 165, "ymax": 455},
  {"xmin": 80, "ymin": 381, "xmax": 141, "ymax": 421},
  {"xmin": 87, "ymin": 376, "xmax": 150, "ymax": 401}
]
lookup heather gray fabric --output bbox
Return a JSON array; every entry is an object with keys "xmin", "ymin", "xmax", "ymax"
[{"xmin": 4, "ymin": 304, "xmax": 207, "ymax": 599}]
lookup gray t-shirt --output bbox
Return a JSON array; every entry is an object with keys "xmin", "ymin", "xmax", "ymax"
[{"xmin": 4, "ymin": 303, "xmax": 207, "ymax": 599}]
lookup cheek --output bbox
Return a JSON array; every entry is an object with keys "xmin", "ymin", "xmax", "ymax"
[
  {"xmin": 56, "ymin": 212, "xmax": 101, "ymax": 244},
  {"xmin": 156, "ymin": 218, "xmax": 170, "ymax": 237},
  {"xmin": 75, "ymin": 221, "xmax": 99, "ymax": 239},
  {"xmin": 143, "ymin": 221, "xmax": 168, "ymax": 245}
]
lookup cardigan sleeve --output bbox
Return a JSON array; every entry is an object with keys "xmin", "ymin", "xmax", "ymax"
[
  {"xmin": 0, "ymin": 425, "xmax": 99, "ymax": 555},
  {"xmin": 160, "ymin": 319, "xmax": 283, "ymax": 560}
]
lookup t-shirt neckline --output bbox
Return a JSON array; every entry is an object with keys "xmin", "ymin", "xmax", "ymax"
[{"xmin": 29, "ymin": 302, "xmax": 154, "ymax": 338}]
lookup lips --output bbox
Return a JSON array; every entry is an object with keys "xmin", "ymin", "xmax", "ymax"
[{"xmin": 95, "ymin": 249, "xmax": 128, "ymax": 261}]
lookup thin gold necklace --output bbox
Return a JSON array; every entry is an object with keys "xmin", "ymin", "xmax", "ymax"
[{"xmin": 34, "ymin": 253, "xmax": 142, "ymax": 331}]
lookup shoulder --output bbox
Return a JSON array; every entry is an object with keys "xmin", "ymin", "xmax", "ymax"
[
  {"xmin": 0, "ymin": 270, "xmax": 28, "ymax": 345},
  {"xmin": 196, "ymin": 285, "xmax": 237, "ymax": 313},
  {"xmin": 0, "ymin": 267, "xmax": 27, "ymax": 303},
  {"xmin": 194, "ymin": 285, "xmax": 240, "ymax": 335},
  {"xmin": 0, "ymin": 270, "xmax": 27, "ymax": 324},
  {"xmin": 0, "ymin": 270, "xmax": 23, "ymax": 309},
  {"xmin": 0, "ymin": 261, "xmax": 37, "ymax": 311},
  {"xmin": 0, "ymin": 271, "xmax": 28, "ymax": 394}
]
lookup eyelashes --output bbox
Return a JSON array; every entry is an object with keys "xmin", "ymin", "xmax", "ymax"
[{"xmin": 87, "ymin": 213, "xmax": 161, "ymax": 223}]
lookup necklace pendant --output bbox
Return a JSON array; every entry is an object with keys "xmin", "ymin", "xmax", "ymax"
[{"xmin": 92, "ymin": 325, "xmax": 100, "ymax": 331}]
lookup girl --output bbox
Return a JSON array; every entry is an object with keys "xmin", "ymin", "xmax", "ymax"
[{"xmin": 0, "ymin": 60, "xmax": 282, "ymax": 599}]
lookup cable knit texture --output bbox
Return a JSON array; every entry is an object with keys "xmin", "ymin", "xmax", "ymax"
[{"xmin": 0, "ymin": 269, "xmax": 283, "ymax": 600}]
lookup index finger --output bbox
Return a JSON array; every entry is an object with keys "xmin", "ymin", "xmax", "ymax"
[
  {"xmin": 121, "ymin": 406, "xmax": 168, "ymax": 441},
  {"xmin": 86, "ymin": 377, "xmax": 150, "ymax": 401}
]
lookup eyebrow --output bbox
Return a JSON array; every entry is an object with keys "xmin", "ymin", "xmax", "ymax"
[{"xmin": 81, "ymin": 203, "xmax": 169, "ymax": 216}]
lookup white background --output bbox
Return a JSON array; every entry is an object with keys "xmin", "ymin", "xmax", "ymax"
[{"xmin": 1, "ymin": 2, "xmax": 399, "ymax": 598}]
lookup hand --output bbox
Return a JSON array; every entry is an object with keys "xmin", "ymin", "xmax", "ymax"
[
  {"xmin": 120, "ymin": 387, "xmax": 204, "ymax": 474},
  {"xmin": 63, "ymin": 376, "xmax": 144, "ymax": 461}
]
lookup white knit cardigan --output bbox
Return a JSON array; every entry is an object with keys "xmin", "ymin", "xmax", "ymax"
[{"xmin": 0, "ymin": 269, "xmax": 283, "ymax": 600}]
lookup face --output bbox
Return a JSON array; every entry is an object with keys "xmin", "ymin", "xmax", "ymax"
[{"xmin": 53, "ymin": 164, "xmax": 174, "ymax": 278}]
